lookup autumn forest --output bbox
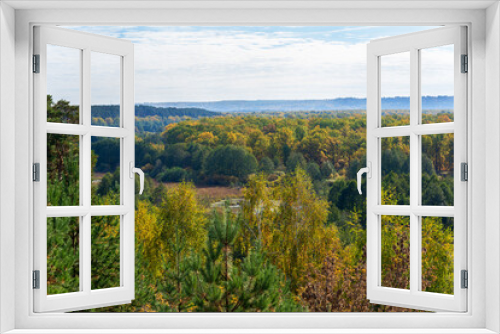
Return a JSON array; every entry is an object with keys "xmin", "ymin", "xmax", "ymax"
[{"xmin": 46, "ymin": 95, "xmax": 455, "ymax": 313}]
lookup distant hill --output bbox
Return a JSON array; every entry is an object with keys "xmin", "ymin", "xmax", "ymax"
[
  {"xmin": 144, "ymin": 96, "xmax": 453, "ymax": 113},
  {"xmin": 91, "ymin": 105, "xmax": 221, "ymax": 133},
  {"xmin": 91, "ymin": 105, "xmax": 220, "ymax": 119},
  {"xmin": 90, "ymin": 97, "xmax": 453, "ymax": 133}
]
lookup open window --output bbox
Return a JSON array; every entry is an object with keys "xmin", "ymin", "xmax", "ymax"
[
  {"xmin": 33, "ymin": 26, "xmax": 139, "ymax": 312},
  {"xmin": 362, "ymin": 26, "xmax": 467, "ymax": 312},
  {"xmin": 31, "ymin": 23, "xmax": 466, "ymax": 315}
]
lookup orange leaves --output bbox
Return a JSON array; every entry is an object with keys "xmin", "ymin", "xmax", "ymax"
[{"xmin": 300, "ymin": 245, "xmax": 417, "ymax": 313}]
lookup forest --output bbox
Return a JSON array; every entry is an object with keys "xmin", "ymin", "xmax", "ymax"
[
  {"xmin": 91, "ymin": 104, "xmax": 221, "ymax": 132},
  {"xmin": 46, "ymin": 95, "xmax": 455, "ymax": 312}
]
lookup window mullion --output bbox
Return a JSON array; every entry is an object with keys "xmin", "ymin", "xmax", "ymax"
[
  {"xmin": 78, "ymin": 48, "xmax": 84, "ymax": 293},
  {"xmin": 82, "ymin": 48, "xmax": 92, "ymax": 293},
  {"xmin": 409, "ymin": 47, "xmax": 420, "ymax": 294}
]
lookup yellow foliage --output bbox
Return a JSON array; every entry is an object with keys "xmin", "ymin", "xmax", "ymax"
[
  {"xmin": 196, "ymin": 131, "xmax": 219, "ymax": 146},
  {"xmin": 241, "ymin": 169, "xmax": 340, "ymax": 291},
  {"xmin": 159, "ymin": 182, "xmax": 207, "ymax": 268},
  {"xmin": 135, "ymin": 201, "xmax": 163, "ymax": 277},
  {"xmin": 136, "ymin": 183, "xmax": 207, "ymax": 278}
]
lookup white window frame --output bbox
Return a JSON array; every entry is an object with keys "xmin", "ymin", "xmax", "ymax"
[
  {"xmin": 1, "ymin": 2, "xmax": 499, "ymax": 333},
  {"xmin": 366, "ymin": 26, "xmax": 467, "ymax": 312},
  {"xmin": 33, "ymin": 25, "xmax": 136, "ymax": 313}
]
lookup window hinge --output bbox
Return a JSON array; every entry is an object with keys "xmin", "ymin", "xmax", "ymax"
[
  {"xmin": 461, "ymin": 162, "xmax": 468, "ymax": 182},
  {"xmin": 33, "ymin": 270, "xmax": 40, "ymax": 289},
  {"xmin": 461, "ymin": 54, "xmax": 468, "ymax": 73},
  {"xmin": 33, "ymin": 54, "xmax": 40, "ymax": 73},
  {"xmin": 33, "ymin": 163, "xmax": 40, "ymax": 182},
  {"xmin": 461, "ymin": 270, "xmax": 468, "ymax": 289}
]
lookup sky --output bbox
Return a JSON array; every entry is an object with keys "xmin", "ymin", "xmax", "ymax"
[{"xmin": 46, "ymin": 26, "xmax": 454, "ymax": 105}]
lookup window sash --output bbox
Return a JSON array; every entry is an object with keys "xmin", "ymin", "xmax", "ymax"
[
  {"xmin": 366, "ymin": 26, "xmax": 468, "ymax": 312},
  {"xmin": 33, "ymin": 25, "xmax": 135, "ymax": 313},
  {"xmin": 10, "ymin": 6, "xmax": 487, "ymax": 330}
]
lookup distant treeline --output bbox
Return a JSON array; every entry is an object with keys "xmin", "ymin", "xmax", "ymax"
[
  {"xmin": 92, "ymin": 105, "xmax": 220, "ymax": 119},
  {"xmin": 90, "ymin": 103, "xmax": 453, "ymax": 133},
  {"xmin": 91, "ymin": 105, "xmax": 221, "ymax": 132},
  {"xmin": 146, "ymin": 96, "xmax": 454, "ymax": 113}
]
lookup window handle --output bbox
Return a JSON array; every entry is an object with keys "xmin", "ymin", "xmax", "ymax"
[
  {"xmin": 129, "ymin": 162, "xmax": 145, "ymax": 195},
  {"xmin": 357, "ymin": 162, "xmax": 371, "ymax": 195}
]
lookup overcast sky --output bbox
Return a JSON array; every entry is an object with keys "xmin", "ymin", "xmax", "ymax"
[{"xmin": 47, "ymin": 26, "xmax": 454, "ymax": 105}]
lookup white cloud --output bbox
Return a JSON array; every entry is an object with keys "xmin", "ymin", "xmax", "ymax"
[
  {"xmin": 47, "ymin": 45, "xmax": 80, "ymax": 105},
  {"xmin": 129, "ymin": 30, "xmax": 368, "ymax": 102},
  {"xmin": 52, "ymin": 26, "xmax": 452, "ymax": 104}
]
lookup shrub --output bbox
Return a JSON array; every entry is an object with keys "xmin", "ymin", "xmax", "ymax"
[
  {"xmin": 320, "ymin": 161, "xmax": 336, "ymax": 179},
  {"xmin": 203, "ymin": 145, "xmax": 257, "ymax": 181},
  {"xmin": 259, "ymin": 157, "xmax": 275, "ymax": 174},
  {"xmin": 160, "ymin": 167, "xmax": 189, "ymax": 182},
  {"xmin": 286, "ymin": 152, "xmax": 306, "ymax": 172},
  {"xmin": 306, "ymin": 162, "xmax": 322, "ymax": 181}
]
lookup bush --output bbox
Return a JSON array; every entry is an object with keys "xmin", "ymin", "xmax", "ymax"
[
  {"xmin": 320, "ymin": 161, "xmax": 336, "ymax": 179},
  {"xmin": 259, "ymin": 157, "xmax": 275, "ymax": 174},
  {"xmin": 203, "ymin": 145, "xmax": 257, "ymax": 181},
  {"xmin": 267, "ymin": 173, "xmax": 279, "ymax": 182},
  {"xmin": 286, "ymin": 152, "xmax": 306, "ymax": 172},
  {"xmin": 422, "ymin": 153, "xmax": 435, "ymax": 176},
  {"xmin": 272, "ymin": 156, "xmax": 281, "ymax": 169},
  {"xmin": 96, "ymin": 170, "xmax": 120, "ymax": 196},
  {"xmin": 306, "ymin": 162, "xmax": 322, "ymax": 181},
  {"xmin": 382, "ymin": 148, "xmax": 409, "ymax": 176},
  {"xmin": 91, "ymin": 137, "xmax": 121, "ymax": 173},
  {"xmin": 160, "ymin": 167, "xmax": 189, "ymax": 182},
  {"xmin": 205, "ymin": 174, "xmax": 240, "ymax": 186},
  {"xmin": 163, "ymin": 143, "xmax": 190, "ymax": 168}
]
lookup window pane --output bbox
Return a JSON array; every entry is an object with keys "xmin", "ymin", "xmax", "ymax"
[
  {"xmin": 47, "ymin": 217, "xmax": 80, "ymax": 295},
  {"xmin": 47, "ymin": 134, "xmax": 80, "ymax": 206},
  {"xmin": 421, "ymin": 134, "xmax": 454, "ymax": 206},
  {"xmin": 381, "ymin": 215, "xmax": 410, "ymax": 290},
  {"xmin": 381, "ymin": 136, "xmax": 410, "ymax": 205},
  {"xmin": 91, "ymin": 137, "xmax": 120, "ymax": 206},
  {"xmin": 91, "ymin": 215, "xmax": 121, "ymax": 290},
  {"xmin": 381, "ymin": 52, "xmax": 410, "ymax": 127},
  {"xmin": 47, "ymin": 45, "xmax": 80, "ymax": 124},
  {"xmin": 91, "ymin": 52, "xmax": 121, "ymax": 127},
  {"xmin": 421, "ymin": 216, "xmax": 454, "ymax": 294},
  {"xmin": 421, "ymin": 45, "xmax": 454, "ymax": 124}
]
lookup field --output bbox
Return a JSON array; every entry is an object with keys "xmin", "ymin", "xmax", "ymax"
[{"xmin": 164, "ymin": 183, "xmax": 243, "ymax": 207}]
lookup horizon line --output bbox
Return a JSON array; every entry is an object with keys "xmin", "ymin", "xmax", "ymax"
[{"xmin": 131, "ymin": 95, "xmax": 453, "ymax": 106}]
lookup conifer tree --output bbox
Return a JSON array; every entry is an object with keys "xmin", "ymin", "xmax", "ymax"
[{"xmin": 186, "ymin": 211, "xmax": 303, "ymax": 312}]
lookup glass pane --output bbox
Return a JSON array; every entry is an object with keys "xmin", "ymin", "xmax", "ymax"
[
  {"xmin": 421, "ymin": 134, "xmax": 454, "ymax": 206},
  {"xmin": 91, "ymin": 215, "xmax": 121, "ymax": 290},
  {"xmin": 47, "ymin": 45, "xmax": 80, "ymax": 124},
  {"xmin": 47, "ymin": 217, "xmax": 80, "ymax": 295},
  {"xmin": 421, "ymin": 45, "xmax": 454, "ymax": 124},
  {"xmin": 47, "ymin": 134, "xmax": 80, "ymax": 206},
  {"xmin": 91, "ymin": 52, "xmax": 121, "ymax": 127},
  {"xmin": 381, "ymin": 136, "xmax": 410, "ymax": 205},
  {"xmin": 381, "ymin": 52, "xmax": 410, "ymax": 127},
  {"xmin": 421, "ymin": 217, "xmax": 454, "ymax": 294},
  {"xmin": 91, "ymin": 137, "xmax": 120, "ymax": 206},
  {"xmin": 381, "ymin": 215, "xmax": 410, "ymax": 290}
]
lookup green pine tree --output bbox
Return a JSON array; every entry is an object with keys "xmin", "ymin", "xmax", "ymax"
[{"xmin": 186, "ymin": 210, "xmax": 304, "ymax": 312}]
